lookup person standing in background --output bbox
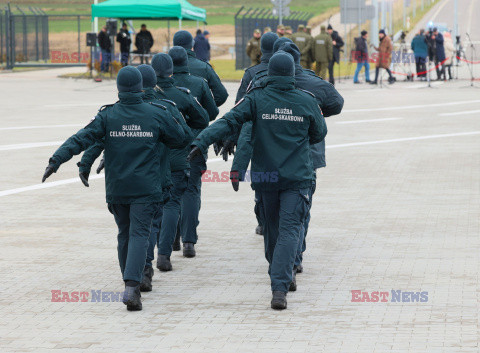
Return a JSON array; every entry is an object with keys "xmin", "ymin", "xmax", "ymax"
[
  {"xmin": 305, "ymin": 26, "xmax": 314, "ymax": 70},
  {"xmin": 312, "ymin": 25, "xmax": 332, "ymax": 78},
  {"xmin": 432, "ymin": 28, "xmax": 446, "ymax": 80},
  {"xmin": 284, "ymin": 26, "xmax": 292, "ymax": 38},
  {"xmin": 370, "ymin": 29, "xmax": 395, "ymax": 84},
  {"xmin": 193, "ymin": 29, "xmax": 211, "ymax": 62},
  {"xmin": 246, "ymin": 29, "xmax": 262, "ymax": 66},
  {"xmin": 353, "ymin": 30, "xmax": 370, "ymax": 84},
  {"xmin": 135, "ymin": 24, "xmax": 154, "ymax": 64},
  {"xmin": 97, "ymin": 26, "xmax": 111, "ymax": 73},
  {"xmin": 291, "ymin": 24, "xmax": 311, "ymax": 69},
  {"xmin": 443, "ymin": 32, "xmax": 454, "ymax": 80},
  {"xmin": 264, "ymin": 27, "xmax": 272, "ymax": 34},
  {"xmin": 276, "ymin": 25, "xmax": 285, "ymax": 38},
  {"xmin": 411, "ymin": 29, "xmax": 428, "ymax": 81},
  {"xmin": 116, "ymin": 23, "xmax": 131, "ymax": 67},
  {"xmin": 327, "ymin": 24, "xmax": 344, "ymax": 85}
]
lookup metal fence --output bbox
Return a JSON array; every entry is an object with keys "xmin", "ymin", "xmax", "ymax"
[{"xmin": 235, "ymin": 6, "xmax": 313, "ymax": 70}]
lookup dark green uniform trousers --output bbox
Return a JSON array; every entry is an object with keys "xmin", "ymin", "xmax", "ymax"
[
  {"xmin": 257, "ymin": 188, "xmax": 310, "ymax": 293},
  {"xmin": 158, "ymin": 170, "xmax": 189, "ymax": 256},
  {"xmin": 109, "ymin": 202, "xmax": 160, "ymax": 283},
  {"xmin": 180, "ymin": 155, "xmax": 206, "ymax": 244},
  {"xmin": 146, "ymin": 203, "xmax": 164, "ymax": 268},
  {"xmin": 295, "ymin": 177, "xmax": 317, "ymax": 267}
]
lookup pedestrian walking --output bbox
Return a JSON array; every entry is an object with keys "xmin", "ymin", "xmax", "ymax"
[
  {"xmin": 370, "ymin": 29, "xmax": 395, "ymax": 84},
  {"xmin": 353, "ymin": 30, "xmax": 370, "ymax": 83}
]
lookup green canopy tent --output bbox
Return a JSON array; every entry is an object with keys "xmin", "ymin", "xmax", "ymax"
[{"xmin": 91, "ymin": 0, "xmax": 207, "ymax": 48}]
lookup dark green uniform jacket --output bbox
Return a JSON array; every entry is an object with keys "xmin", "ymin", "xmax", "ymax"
[
  {"xmin": 172, "ymin": 65, "xmax": 219, "ymax": 121},
  {"xmin": 186, "ymin": 49, "xmax": 228, "ymax": 107},
  {"xmin": 50, "ymin": 91, "xmax": 187, "ymax": 204},
  {"xmin": 193, "ymin": 76, "xmax": 327, "ymax": 191},
  {"xmin": 235, "ymin": 52, "xmax": 273, "ymax": 103},
  {"xmin": 153, "ymin": 78, "xmax": 209, "ymax": 171},
  {"xmin": 232, "ymin": 65, "xmax": 343, "ymax": 174},
  {"xmin": 291, "ymin": 31, "xmax": 312, "ymax": 66}
]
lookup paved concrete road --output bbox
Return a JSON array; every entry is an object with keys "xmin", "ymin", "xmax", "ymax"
[{"xmin": 0, "ymin": 67, "xmax": 479, "ymax": 352}]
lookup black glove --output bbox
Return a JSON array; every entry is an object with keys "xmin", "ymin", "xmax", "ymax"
[
  {"xmin": 187, "ymin": 146, "xmax": 202, "ymax": 162},
  {"xmin": 96, "ymin": 158, "xmax": 105, "ymax": 174},
  {"xmin": 42, "ymin": 164, "xmax": 55, "ymax": 183},
  {"xmin": 230, "ymin": 171, "xmax": 239, "ymax": 192},
  {"xmin": 220, "ymin": 140, "xmax": 235, "ymax": 162},
  {"xmin": 213, "ymin": 142, "xmax": 222, "ymax": 156},
  {"xmin": 79, "ymin": 171, "xmax": 90, "ymax": 187}
]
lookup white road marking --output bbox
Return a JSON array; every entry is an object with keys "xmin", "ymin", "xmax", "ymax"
[
  {"xmin": 1, "ymin": 131, "xmax": 478, "ymax": 197},
  {"xmin": 326, "ymin": 131, "xmax": 480, "ymax": 149},
  {"xmin": 44, "ymin": 103, "xmax": 104, "ymax": 108},
  {"xmin": 0, "ymin": 124, "xmax": 83, "ymax": 131},
  {"xmin": 342, "ymin": 99, "xmax": 480, "ymax": 113},
  {"xmin": 439, "ymin": 109, "xmax": 480, "ymax": 116},
  {"xmin": 0, "ymin": 141, "xmax": 64, "ymax": 151},
  {"xmin": 336, "ymin": 118, "xmax": 402, "ymax": 124}
]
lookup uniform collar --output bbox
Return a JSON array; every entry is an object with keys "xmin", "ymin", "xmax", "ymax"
[
  {"xmin": 173, "ymin": 65, "xmax": 190, "ymax": 74},
  {"xmin": 118, "ymin": 91, "xmax": 144, "ymax": 104},
  {"xmin": 186, "ymin": 49, "xmax": 196, "ymax": 58},
  {"xmin": 261, "ymin": 52, "xmax": 273, "ymax": 63},
  {"xmin": 294, "ymin": 64, "xmax": 303, "ymax": 75},
  {"xmin": 142, "ymin": 87, "xmax": 156, "ymax": 100},
  {"xmin": 264, "ymin": 76, "xmax": 296, "ymax": 89},
  {"xmin": 156, "ymin": 76, "xmax": 174, "ymax": 88}
]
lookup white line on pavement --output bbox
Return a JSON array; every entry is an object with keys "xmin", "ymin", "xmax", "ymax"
[
  {"xmin": 0, "ymin": 141, "xmax": 64, "ymax": 151},
  {"xmin": 438, "ymin": 109, "xmax": 480, "ymax": 116},
  {"xmin": 326, "ymin": 131, "xmax": 480, "ymax": 149},
  {"xmin": 43, "ymin": 103, "xmax": 105, "ymax": 108},
  {"xmin": 1, "ymin": 132, "xmax": 478, "ymax": 197},
  {"xmin": 336, "ymin": 118, "xmax": 402, "ymax": 124},
  {"xmin": 342, "ymin": 100, "xmax": 480, "ymax": 113},
  {"xmin": 0, "ymin": 124, "xmax": 83, "ymax": 131}
]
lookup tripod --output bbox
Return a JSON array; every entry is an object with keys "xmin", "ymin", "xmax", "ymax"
[{"xmin": 462, "ymin": 33, "xmax": 480, "ymax": 88}]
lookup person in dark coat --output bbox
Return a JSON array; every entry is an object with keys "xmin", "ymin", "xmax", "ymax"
[
  {"xmin": 116, "ymin": 23, "xmax": 131, "ymax": 66},
  {"xmin": 353, "ymin": 30, "xmax": 370, "ymax": 83},
  {"xmin": 135, "ymin": 24, "xmax": 154, "ymax": 64},
  {"xmin": 193, "ymin": 29, "xmax": 211, "ymax": 62},
  {"xmin": 432, "ymin": 28, "xmax": 446, "ymax": 80},
  {"xmin": 97, "ymin": 26, "xmax": 111, "ymax": 73},
  {"xmin": 411, "ymin": 29, "xmax": 428, "ymax": 80},
  {"xmin": 327, "ymin": 24, "xmax": 344, "ymax": 85}
]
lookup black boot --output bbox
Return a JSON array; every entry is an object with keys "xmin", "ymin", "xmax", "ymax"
[
  {"xmin": 172, "ymin": 233, "xmax": 181, "ymax": 251},
  {"xmin": 139, "ymin": 267, "xmax": 153, "ymax": 292},
  {"xmin": 183, "ymin": 242, "xmax": 196, "ymax": 258},
  {"xmin": 255, "ymin": 225, "xmax": 263, "ymax": 235},
  {"xmin": 294, "ymin": 264, "xmax": 303, "ymax": 273},
  {"xmin": 289, "ymin": 270, "xmax": 297, "ymax": 292},
  {"xmin": 271, "ymin": 291, "xmax": 287, "ymax": 310},
  {"xmin": 157, "ymin": 255, "xmax": 172, "ymax": 272},
  {"xmin": 123, "ymin": 283, "xmax": 142, "ymax": 311}
]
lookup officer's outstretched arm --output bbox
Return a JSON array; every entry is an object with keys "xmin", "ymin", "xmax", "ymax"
[
  {"xmin": 191, "ymin": 96, "xmax": 254, "ymax": 154},
  {"xmin": 186, "ymin": 95, "xmax": 209, "ymax": 130},
  {"xmin": 308, "ymin": 103, "xmax": 328, "ymax": 145},
  {"xmin": 312, "ymin": 79, "xmax": 344, "ymax": 117},
  {"xmin": 231, "ymin": 122, "xmax": 253, "ymax": 173},
  {"xmin": 78, "ymin": 139, "xmax": 105, "ymax": 175},
  {"xmin": 42, "ymin": 113, "xmax": 106, "ymax": 182},
  {"xmin": 200, "ymin": 81, "xmax": 219, "ymax": 121},
  {"xmin": 206, "ymin": 65, "xmax": 229, "ymax": 107}
]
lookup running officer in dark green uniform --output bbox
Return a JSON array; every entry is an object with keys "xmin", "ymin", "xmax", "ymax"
[
  {"xmin": 41, "ymin": 66, "xmax": 188, "ymax": 311},
  {"xmin": 187, "ymin": 52, "xmax": 327, "ymax": 310}
]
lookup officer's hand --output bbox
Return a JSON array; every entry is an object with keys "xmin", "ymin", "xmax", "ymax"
[
  {"xmin": 220, "ymin": 140, "xmax": 235, "ymax": 162},
  {"xmin": 42, "ymin": 164, "xmax": 55, "ymax": 183},
  {"xmin": 213, "ymin": 142, "xmax": 222, "ymax": 156},
  {"xmin": 96, "ymin": 158, "xmax": 105, "ymax": 174},
  {"xmin": 231, "ymin": 171, "xmax": 239, "ymax": 192},
  {"xmin": 79, "ymin": 171, "xmax": 90, "ymax": 187},
  {"xmin": 187, "ymin": 146, "xmax": 202, "ymax": 162}
]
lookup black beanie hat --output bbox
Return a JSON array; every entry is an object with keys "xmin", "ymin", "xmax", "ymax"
[
  {"xmin": 151, "ymin": 53, "xmax": 173, "ymax": 77},
  {"xmin": 173, "ymin": 30, "xmax": 194, "ymax": 49},
  {"xmin": 268, "ymin": 52, "xmax": 294, "ymax": 77},
  {"xmin": 327, "ymin": 24, "xmax": 333, "ymax": 30},
  {"xmin": 137, "ymin": 64, "xmax": 157, "ymax": 88},
  {"xmin": 279, "ymin": 42, "xmax": 300, "ymax": 64},
  {"xmin": 379, "ymin": 29, "xmax": 386, "ymax": 35},
  {"xmin": 116, "ymin": 66, "xmax": 143, "ymax": 92},
  {"xmin": 273, "ymin": 37, "xmax": 293, "ymax": 53},
  {"xmin": 168, "ymin": 46, "xmax": 188, "ymax": 67},
  {"xmin": 261, "ymin": 32, "xmax": 279, "ymax": 54}
]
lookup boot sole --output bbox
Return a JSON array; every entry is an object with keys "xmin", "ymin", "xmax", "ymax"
[
  {"xmin": 183, "ymin": 252, "xmax": 196, "ymax": 258},
  {"xmin": 157, "ymin": 264, "xmax": 172, "ymax": 272},
  {"xmin": 289, "ymin": 283, "xmax": 297, "ymax": 292},
  {"xmin": 126, "ymin": 301, "xmax": 142, "ymax": 311},
  {"xmin": 271, "ymin": 301, "xmax": 287, "ymax": 310}
]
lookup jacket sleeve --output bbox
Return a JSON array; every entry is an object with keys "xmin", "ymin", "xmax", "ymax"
[
  {"xmin": 49, "ymin": 111, "xmax": 107, "ymax": 171},
  {"xmin": 301, "ymin": 36, "xmax": 312, "ymax": 56},
  {"xmin": 206, "ymin": 65, "xmax": 229, "ymax": 107},
  {"xmin": 327, "ymin": 37, "xmax": 333, "ymax": 61},
  {"xmin": 235, "ymin": 69, "xmax": 253, "ymax": 103},
  {"xmin": 193, "ymin": 95, "xmax": 254, "ymax": 153},
  {"xmin": 337, "ymin": 34, "xmax": 344, "ymax": 48},
  {"xmin": 200, "ymin": 81, "xmax": 219, "ymax": 121},
  {"xmin": 185, "ymin": 94, "xmax": 210, "ymax": 129},
  {"xmin": 79, "ymin": 139, "xmax": 105, "ymax": 174},
  {"xmin": 310, "ymin": 78, "xmax": 344, "ymax": 117},
  {"xmin": 158, "ymin": 109, "xmax": 188, "ymax": 149},
  {"xmin": 307, "ymin": 100, "xmax": 328, "ymax": 145},
  {"xmin": 231, "ymin": 121, "xmax": 253, "ymax": 178}
]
